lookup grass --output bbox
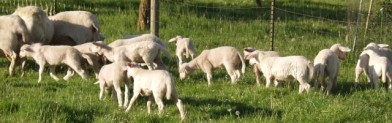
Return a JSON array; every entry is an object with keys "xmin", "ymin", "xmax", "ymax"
[{"xmin": 1, "ymin": 0, "xmax": 392, "ymax": 122}]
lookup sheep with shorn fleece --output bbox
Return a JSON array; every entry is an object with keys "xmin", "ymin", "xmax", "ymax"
[
  {"xmin": 0, "ymin": 15, "xmax": 30, "ymax": 76},
  {"xmin": 13, "ymin": 6, "xmax": 53, "ymax": 44},
  {"xmin": 90, "ymin": 41, "xmax": 171, "ymax": 70},
  {"xmin": 313, "ymin": 43, "xmax": 351, "ymax": 95},
  {"xmin": 243, "ymin": 47, "xmax": 281, "ymax": 86},
  {"xmin": 246, "ymin": 52, "xmax": 313, "ymax": 93},
  {"xmin": 356, "ymin": 43, "xmax": 392, "ymax": 89},
  {"xmin": 73, "ymin": 41, "xmax": 105, "ymax": 78},
  {"xmin": 110, "ymin": 34, "xmax": 167, "ymax": 49},
  {"xmin": 168, "ymin": 35, "xmax": 196, "ymax": 65},
  {"xmin": 49, "ymin": 11, "xmax": 105, "ymax": 45},
  {"xmin": 179, "ymin": 46, "xmax": 245, "ymax": 86},
  {"xmin": 97, "ymin": 61, "xmax": 131, "ymax": 108},
  {"xmin": 125, "ymin": 63, "xmax": 185, "ymax": 120},
  {"xmin": 19, "ymin": 43, "xmax": 88, "ymax": 82}
]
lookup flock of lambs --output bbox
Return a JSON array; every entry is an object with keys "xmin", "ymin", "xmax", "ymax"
[{"xmin": 1, "ymin": 6, "xmax": 392, "ymax": 120}]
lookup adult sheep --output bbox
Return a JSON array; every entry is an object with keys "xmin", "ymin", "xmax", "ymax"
[
  {"xmin": 0, "ymin": 15, "xmax": 30, "ymax": 76},
  {"xmin": 49, "ymin": 11, "xmax": 105, "ymax": 45},
  {"xmin": 313, "ymin": 43, "xmax": 351, "ymax": 95},
  {"xmin": 13, "ymin": 6, "xmax": 53, "ymax": 44}
]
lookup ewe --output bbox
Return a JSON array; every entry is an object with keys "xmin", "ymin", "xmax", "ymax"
[
  {"xmin": 313, "ymin": 44, "xmax": 351, "ymax": 95},
  {"xmin": 179, "ymin": 46, "xmax": 245, "ymax": 86},
  {"xmin": 126, "ymin": 63, "xmax": 185, "ymax": 120},
  {"xmin": 0, "ymin": 15, "xmax": 29, "ymax": 76}
]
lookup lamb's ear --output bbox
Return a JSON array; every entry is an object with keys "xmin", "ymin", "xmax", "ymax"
[
  {"xmin": 168, "ymin": 37, "xmax": 177, "ymax": 43},
  {"xmin": 339, "ymin": 46, "xmax": 351, "ymax": 52},
  {"xmin": 23, "ymin": 47, "xmax": 34, "ymax": 52},
  {"xmin": 378, "ymin": 44, "xmax": 389, "ymax": 48},
  {"xmin": 127, "ymin": 62, "xmax": 133, "ymax": 67},
  {"xmin": 245, "ymin": 52, "xmax": 258, "ymax": 60}
]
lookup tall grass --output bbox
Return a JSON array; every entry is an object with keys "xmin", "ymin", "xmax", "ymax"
[{"xmin": 1, "ymin": 0, "xmax": 392, "ymax": 122}]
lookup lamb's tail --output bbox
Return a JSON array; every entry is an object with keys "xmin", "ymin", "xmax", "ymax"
[
  {"xmin": 157, "ymin": 44, "xmax": 172, "ymax": 59},
  {"xmin": 185, "ymin": 48, "xmax": 190, "ymax": 59},
  {"xmin": 165, "ymin": 75, "xmax": 177, "ymax": 100},
  {"xmin": 237, "ymin": 52, "xmax": 246, "ymax": 74}
]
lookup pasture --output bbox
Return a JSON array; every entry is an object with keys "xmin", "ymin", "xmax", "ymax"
[{"xmin": 1, "ymin": 0, "xmax": 392, "ymax": 122}]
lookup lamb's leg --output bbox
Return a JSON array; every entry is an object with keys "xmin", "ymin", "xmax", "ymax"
[
  {"xmin": 113, "ymin": 81, "xmax": 123, "ymax": 108},
  {"xmin": 206, "ymin": 72, "xmax": 213, "ymax": 86},
  {"xmin": 297, "ymin": 78, "xmax": 311, "ymax": 94},
  {"xmin": 153, "ymin": 56, "xmax": 167, "ymax": 70},
  {"xmin": 123, "ymin": 79, "xmax": 131, "ymax": 108},
  {"xmin": 265, "ymin": 76, "xmax": 272, "ymax": 88},
  {"xmin": 147, "ymin": 97, "xmax": 153, "ymax": 114},
  {"xmin": 38, "ymin": 64, "xmax": 45, "ymax": 83},
  {"xmin": 172, "ymin": 94, "xmax": 185, "ymax": 120},
  {"xmin": 326, "ymin": 75, "xmax": 337, "ymax": 95},
  {"xmin": 49, "ymin": 66, "xmax": 60, "ymax": 81},
  {"xmin": 153, "ymin": 94, "xmax": 165, "ymax": 116},
  {"xmin": 20, "ymin": 57, "xmax": 27, "ymax": 77},
  {"xmin": 8, "ymin": 51, "xmax": 17, "ymax": 76},
  {"xmin": 125, "ymin": 89, "xmax": 141, "ymax": 112},
  {"xmin": 355, "ymin": 67, "xmax": 363, "ymax": 88},
  {"xmin": 63, "ymin": 68, "xmax": 75, "ymax": 80},
  {"xmin": 68, "ymin": 62, "xmax": 88, "ymax": 80},
  {"xmin": 370, "ymin": 71, "xmax": 378, "ymax": 88},
  {"xmin": 253, "ymin": 65, "xmax": 261, "ymax": 86},
  {"xmin": 99, "ymin": 81, "xmax": 105, "ymax": 100},
  {"xmin": 224, "ymin": 64, "xmax": 237, "ymax": 84},
  {"xmin": 177, "ymin": 53, "xmax": 183, "ymax": 66}
]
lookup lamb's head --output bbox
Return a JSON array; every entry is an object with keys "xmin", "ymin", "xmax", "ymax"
[
  {"xmin": 330, "ymin": 43, "xmax": 351, "ymax": 60},
  {"xmin": 364, "ymin": 42, "xmax": 388, "ymax": 51},
  {"xmin": 169, "ymin": 35, "xmax": 183, "ymax": 44},
  {"xmin": 243, "ymin": 47, "xmax": 256, "ymax": 58},
  {"xmin": 90, "ymin": 41, "xmax": 108, "ymax": 55},
  {"xmin": 19, "ymin": 44, "xmax": 37, "ymax": 58},
  {"xmin": 179, "ymin": 63, "xmax": 192, "ymax": 80},
  {"xmin": 126, "ymin": 62, "xmax": 142, "ymax": 77}
]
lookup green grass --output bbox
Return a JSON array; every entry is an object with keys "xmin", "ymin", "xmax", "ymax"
[{"xmin": 1, "ymin": 0, "xmax": 392, "ymax": 122}]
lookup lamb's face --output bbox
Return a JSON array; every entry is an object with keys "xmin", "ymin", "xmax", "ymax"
[
  {"xmin": 90, "ymin": 44, "xmax": 103, "ymax": 55},
  {"xmin": 179, "ymin": 64, "xmax": 188, "ymax": 80},
  {"xmin": 19, "ymin": 44, "xmax": 32, "ymax": 58}
]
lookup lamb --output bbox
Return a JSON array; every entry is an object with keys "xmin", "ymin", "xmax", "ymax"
[
  {"xmin": 246, "ymin": 53, "xmax": 313, "ymax": 93},
  {"xmin": 110, "ymin": 34, "xmax": 167, "ymax": 49},
  {"xmin": 49, "ymin": 11, "xmax": 105, "ymax": 45},
  {"xmin": 19, "ymin": 43, "xmax": 88, "ymax": 82},
  {"xmin": 91, "ymin": 41, "xmax": 171, "ymax": 70},
  {"xmin": 125, "ymin": 63, "xmax": 185, "ymax": 120},
  {"xmin": 355, "ymin": 43, "xmax": 392, "ymax": 87},
  {"xmin": 73, "ymin": 41, "xmax": 105, "ymax": 78},
  {"xmin": 169, "ymin": 36, "xmax": 196, "ymax": 65},
  {"xmin": 0, "ymin": 15, "xmax": 30, "ymax": 76},
  {"xmin": 13, "ymin": 6, "xmax": 54, "ymax": 44},
  {"xmin": 97, "ymin": 61, "xmax": 130, "ymax": 108},
  {"xmin": 243, "ymin": 47, "xmax": 281, "ymax": 86},
  {"xmin": 355, "ymin": 43, "xmax": 392, "ymax": 89},
  {"xmin": 179, "ymin": 46, "xmax": 245, "ymax": 86},
  {"xmin": 313, "ymin": 44, "xmax": 351, "ymax": 95}
]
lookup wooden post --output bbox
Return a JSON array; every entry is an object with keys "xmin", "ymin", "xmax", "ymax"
[
  {"xmin": 269, "ymin": 0, "xmax": 275, "ymax": 51},
  {"xmin": 53, "ymin": 0, "xmax": 57, "ymax": 14},
  {"xmin": 364, "ymin": 0, "xmax": 374, "ymax": 39},
  {"xmin": 150, "ymin": 0, "xmax": 159, "ymax": 37},
  {"xmin": 353, "ymin": 0, "xmax": 363, "ymax": 53}
]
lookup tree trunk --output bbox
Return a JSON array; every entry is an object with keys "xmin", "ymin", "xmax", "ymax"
[
  {"xmin": 256, "ymin": 0, "xmax": 262, "ymax": 8},
  {"xmin": 137, "ymin": 0, "xmax": 150, "ymax": 31}
]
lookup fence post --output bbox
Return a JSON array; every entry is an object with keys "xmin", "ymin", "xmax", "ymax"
[
  {"xmin": 269, "ymin": 0, "xmax": 275, "ymax": 51},
  {"xmin": 364, "ymin": 0, "xmax": 374, "ymax": 39},
  {"xmin": 353, "ymin": 0, "xmax": 363, "ymax": 54},
  {"xmin": 150, "ymin": 0, "xmax": 159, "ymax": 37},
  {"xmin": 53, "ymin": 0, "xmax": 57, "ymax": 14}
]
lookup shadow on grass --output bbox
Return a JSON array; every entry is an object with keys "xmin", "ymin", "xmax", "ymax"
[
  {"xmin": 181, "ymin": 97, "xmax": 282, "ymax": 119},
  {"xmin": 0, "ymin": 102, "xmax": 19, "ymax": 114},
  {"xmin": 12, "ymin": 82, "xmax": 67, "ymax": 90},
  {"xmin": 38, "ymin": 101, "xmax": 103, "ymax": 123}
]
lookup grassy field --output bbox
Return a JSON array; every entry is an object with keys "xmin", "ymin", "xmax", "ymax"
[{"xmin": 1, "ymin": 0, "xmax": 392, "ymax": 122}]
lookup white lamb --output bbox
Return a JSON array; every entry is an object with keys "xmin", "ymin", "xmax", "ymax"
[
  {"xmin": 49, "ymin": 11, "xmax": 105, "ymax": 45},
  {"xmin": 355, "ymin": 43, "xmax": 392, "ymax": 89},
  {"xmin": 73, "ymin": 41, "xmax": 105, "ymax": 78},
  {"xmin": 13, "ymin": 6, "xmax": 54, "ymax": 44},
  {"xmin": 168, "ymin": 36, "xmax": 196, "ymax": 65},
  {"xmin": 179, "ymin": 46, "xmax": 245, "ymax": 86},
  {"xmin": 97, "ymin": 61, "xmax": 130, "ymax": 108},
  {"xmin": 243, "ymin": 47, "xmax": 281, "ymax": 86},
  {"xmin": 246, "ymin": 52, "xmax": 313, "ymax": 93},
  {"xmin": 110, "ymin": 34, "xmax": 167, "ymax": 49},
  {"xmin": 313, "ymin": 44, "xmax": 351, "ymax": 95},
  {"xmin": 0, "ymin": 15, "xmax": 30, "ymax": 76},
  {"xmin": 125, "ymin": 63, "xmax": 185, "ymax": 120},
  {"xmin": 19, "ymin": 43, "xmax": 88, "ymax": 82},
  {"xmin": 91, "ymin": 41, "xmax": 171, "ymax": 70}
]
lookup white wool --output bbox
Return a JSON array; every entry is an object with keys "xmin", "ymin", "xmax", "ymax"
[
  {"xmin": 125, "ymin": 63, "xmax": 185, "ymax": 120},
  {"xmin": 179, "ymin": 46, "xmax": 245, "ymax": 86},
  {"xmin": 169, "ymin": 35, "xmax": 196, "ymax": 65},
  {"xmin": 19, "ymin": 44, "xmax": 88, "ymax": 82}
]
